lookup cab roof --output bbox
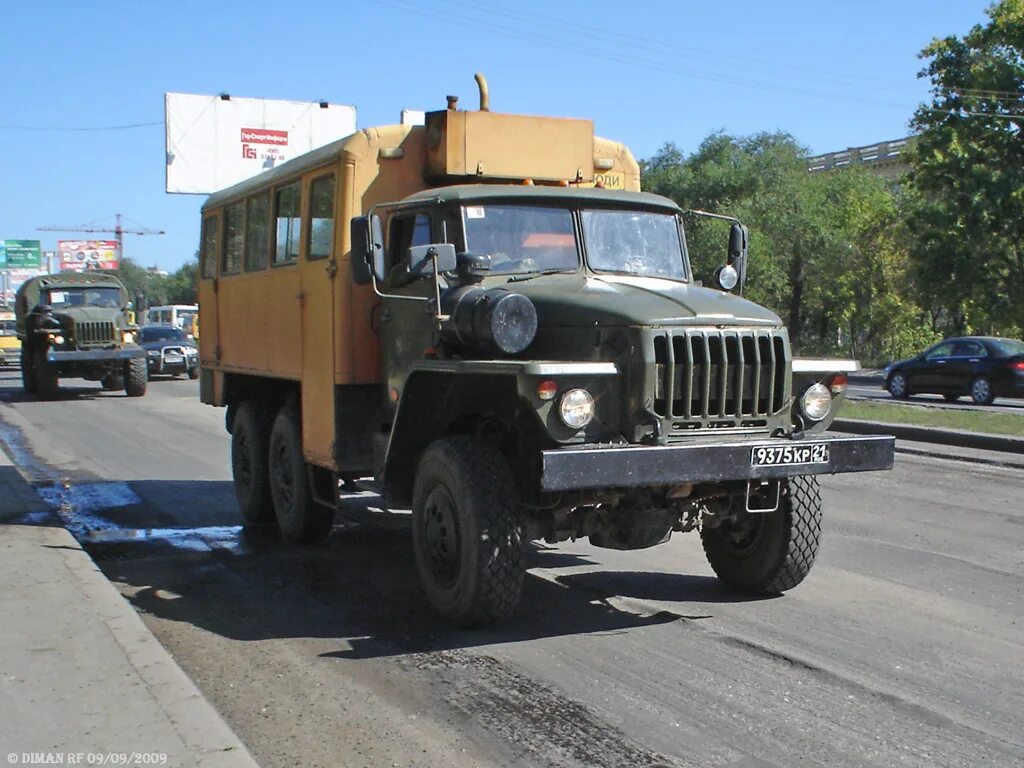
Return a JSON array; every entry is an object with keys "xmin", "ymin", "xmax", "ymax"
[{"xmin": 399, "ymin": 184, "xmax": 681, "ymax": 211}]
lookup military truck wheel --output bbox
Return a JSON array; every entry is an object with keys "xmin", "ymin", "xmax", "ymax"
[
  {"xmin": 33, "ymin": 349, "xmax": 59, "ymax": 399},
  {"xmin": 124, "ymin": 358, "xmax": 147, "ymax": 397},
  {"xmin": 188, "ymin": 366, "xmax": 199, "ymax": 380},
  {"xmin": 231, "ymin": 400, "xmax": 275, "ymax": 525},
  {"xmin": 701, "ymin": 476, "xmax": 822, "ymax": 594},
  {"xmin": 268, "ymin": 406, "xmax": 334, "ymax": 543},
  {"xmin": 411, "ymin": 436, "xmax": 524, "ymax": 627},
  {"xmin": 20, "ymin": 348, "xmax": 36, "ymax": 395},
  {"xmin": 101, "ymin": 373, "xmax": 125, "ymax": 391}
]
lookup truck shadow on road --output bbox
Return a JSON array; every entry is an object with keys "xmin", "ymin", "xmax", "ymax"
[{"xmin": 75, "ymin": 479, "xmax": 768, "ymax": 659}]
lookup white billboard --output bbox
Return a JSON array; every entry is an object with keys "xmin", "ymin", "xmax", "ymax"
[{"xmin": 165, "ymin": 92, "xmax": 357, "ymax": 194}]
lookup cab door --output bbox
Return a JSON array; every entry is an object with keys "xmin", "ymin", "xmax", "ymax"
[
  {"xmin": 197, "ymin": 214, "xmax": 220, "ymax": 367},
  {"xmin": 299, "ymin": 171, "xmax": 339, "ymax": 468}
]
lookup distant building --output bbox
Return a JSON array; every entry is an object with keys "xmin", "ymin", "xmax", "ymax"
[
  {"xmin": 146, "ymin": 265, "xmax": 169, "ymax": 277},
  {"xmin": 806, "ymin": 136, "xmax": 913, "ymax": 179}
]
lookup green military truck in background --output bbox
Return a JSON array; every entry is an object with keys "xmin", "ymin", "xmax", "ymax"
[{"xmin": 16, "ymin": 271, "xmax": 147, "ymax": 399}]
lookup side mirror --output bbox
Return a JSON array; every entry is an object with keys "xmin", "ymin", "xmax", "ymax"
[
  {"xmin": 350, "ymin": 215, "xmax": 385, "ymax": 285},
  {"xmin": 727, "ymin": 222, "xmax": 749, "ymax": 292},
  {"xmin": 408, "ymin": 243, "xmax": 457, "ymax": 276}
]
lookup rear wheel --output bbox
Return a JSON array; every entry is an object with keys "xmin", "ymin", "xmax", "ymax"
[
  {"xmin": 268, "ymin": 406, "xmax": 334, "ymax": 543},
  {"xmin": 701, "ymin": 476, "xmax": 822, "ymax": 594},
  {"xmin": 412, "ymin": 436, "xmax": 525, "ymax": 627},
  {"xmin": 970, "ymin": 376, "xmax": 994, "ymax": 405},
  {"xmin": 124, "ymin": 358, "xmax": 147, "ymax": 397},
  {"xmin": 231, "ymin": 400, "xmax": 275, "ymax": 525}
]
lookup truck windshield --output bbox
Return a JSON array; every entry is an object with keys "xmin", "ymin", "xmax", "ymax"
[
  {"xmin": 462, "ymin": 205, "xmax": 578, "ymax": 275},
  {"xmin": 43, "ymin": 287, "xmax": 122, "ymax": 309},
  {"xmin": 141, "ymin": 327, "xmax": 187, "ymax": 342},
  {"xmin": 581, "ymin": 209, "xmax": 687, "ymax": 280}
]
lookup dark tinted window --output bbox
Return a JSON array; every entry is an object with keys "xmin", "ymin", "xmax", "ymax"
[
  {"xmin": 201, "ymin": 215, "xmax": 218, "ymax": 279},
  {"xmin": 926, "ymin": 342, "xmax": 955, "ymax": 359},
  {"xmin": 141, "ymin": 326, "xmax": 187, "ymax": 342},
  {"xmin": 245, "ymin": 193, "xmax": 271, "ymax": 271},
  {"xmin": 954, "ymin": 341, "xmax": 986, "ymax": 357},
  {"xmin": 223, "ymin": 202, "xmax": 245, "ymax": 274},
  {"xmin": 991, "ymin": 338, "xmax": 1024, "ymax": 357},
  {"xmin": 308, "ymin": 175, "xmax": 335, "ymax": 260},
  {"xmin": 274, "ymin": 183, "xmax": 301, "ymax": 264}
]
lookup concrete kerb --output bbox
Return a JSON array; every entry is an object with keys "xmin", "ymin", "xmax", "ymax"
[
  {"xmin": 833, "ymin": 417, "xmax": 1024, "ymax": 455},
  {"xmin": 0, "ymin": 446, "xmax": 260, "ymax": 767}
]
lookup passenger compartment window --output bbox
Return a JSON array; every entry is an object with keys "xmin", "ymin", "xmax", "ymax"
[
  {"xmin": 274, "ymin": 183, "xmax": 301, "ymax": 265},
  {"xmin": 201, "ymin": 215, "xmax": 218, "ymax": 279},
  {"xmin": 223, "ymin": 202, "xmax": 245, "ymax": 275},
  {"xmin": 307, "ymin": 175, "xmax": 335, "ymax": 260},
  {"xmin": 245, "ymin": 192, "xmax": 271, "ymax": 271}
]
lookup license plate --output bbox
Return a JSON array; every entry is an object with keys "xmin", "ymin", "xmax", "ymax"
[
  {"xmin": 751, "ymin": 443, "xmax": 830, "ymax": 467},
  {"xmin": 165, "ymin": 355, "xmax": 183, "ymax": 363}
]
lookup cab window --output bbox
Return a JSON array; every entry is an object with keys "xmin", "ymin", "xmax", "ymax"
[
  {"xmin": 307, "ymin": 175, "xmax": 335, "ymax": 260},
  {"xmin": 274, "ymin": 183, "xmax": 301, "ymax": 265},
  {"xmin": 387, "ymin": 213, "xmax": 433, "ymax": 269}
]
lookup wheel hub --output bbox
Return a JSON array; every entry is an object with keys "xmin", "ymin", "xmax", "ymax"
[
  {"xmin": 422, "ymin": 486, "xmax": 460, "ymax": 586},
  {"xmin": 721, "ymin": 512, "xmax": 765, "ymax": 558}
]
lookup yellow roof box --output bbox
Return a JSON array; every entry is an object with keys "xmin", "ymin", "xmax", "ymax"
[{"xmin": 424, "ymin": 108, "xmax": 595, "ymax": 184}]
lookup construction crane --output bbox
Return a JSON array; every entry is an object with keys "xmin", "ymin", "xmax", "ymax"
[{"xmin": 37, "ymin": 213, "xmax": 165, "ymax": 268}]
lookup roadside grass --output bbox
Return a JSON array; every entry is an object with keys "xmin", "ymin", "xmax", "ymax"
[{"xmin": 838, "ymin": 399, "xmax": 1024, "ymax": 436}]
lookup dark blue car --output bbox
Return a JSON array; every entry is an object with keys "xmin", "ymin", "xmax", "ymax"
[{"xmin": 884, "ymin": 336, "xmax": 1024, "ymax": 405}]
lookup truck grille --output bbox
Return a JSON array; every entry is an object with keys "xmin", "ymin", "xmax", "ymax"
[
  {"xmin": 74, "ymin": 321, "xmax": 118, "ymax": 346},
  {"xmin": 652, "ymin": 328, "xmax": 789, "ymax": 431}
]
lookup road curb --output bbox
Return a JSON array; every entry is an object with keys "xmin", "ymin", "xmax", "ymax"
[{"xmin": 832, "ymin": 418, "xmax": 1024, "ymax": 455}]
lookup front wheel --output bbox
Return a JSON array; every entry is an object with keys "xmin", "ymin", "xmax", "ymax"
[
  {"xmin": 887, "ymin": 372, "xmax": 909, "ymax": 399},
  {"xmin": 268, "ymin": 405, "xmax": 334, "ymax": 543},
  {"xmin": 701, "ymin": 476, "xmax": 822, "ymax": 594},
  {"xmin": 33, "ymin": 348, "xmax": 59, "ymax": 399},
  {"xmin": 412, "ymin": 436, "xmax": 525, "ymax": 627},
  {"xmin": 124, "ymin": 357, "xmax": 147, "ymax": 397},
  {"xmin": 188, "ymin": 366, "xmax": 199, "ymax": 380},
  {"xmin": 21, "ymin": 348, "xmax": 36, "ymax": 395},
  {"xmin": 970, "ymin": 376, "xmax": 995, "ymax": 405}
]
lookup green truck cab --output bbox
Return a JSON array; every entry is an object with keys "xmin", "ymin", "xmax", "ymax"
[
  {"xmin": 15, "ymin": 271, "xmax": 147, "ymax": 399},
  {"xmin": 349, "ymin": 184, "xmax": 894, "ymax": 625}
]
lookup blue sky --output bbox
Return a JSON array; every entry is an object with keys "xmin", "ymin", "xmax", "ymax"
[{"xmin": 0, "ymin": 1, "xmax": 988, "ymax": 272}]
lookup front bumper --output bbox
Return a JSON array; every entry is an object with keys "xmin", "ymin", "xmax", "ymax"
[
  {"xmin": 540, "ymin": 433, "xmax": 895, "ymax": 491},
  {"xmin": 147, "ymin": 349, "xmax": 198, "ymax": 374},
  {"xmin": 47, "ymin": 347, "xmax": 145, "ymax": 362}
]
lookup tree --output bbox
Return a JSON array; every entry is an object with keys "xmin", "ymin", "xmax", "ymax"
[
  {"xmin": 115, "ymin": 255, "xmax": 197, "ymax": 310},
  {"xmin": 907, "ymin": 0, "xmax": 1024, "ymax": 337},
  {"xmin": 643, "ymin": 133, "xmax": 931, "ymax": 360}
]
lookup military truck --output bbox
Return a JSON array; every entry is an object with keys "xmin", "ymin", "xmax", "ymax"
[
  {"xmin": 199, "ymin": 75, "xmax": 894, "ymax": 626},
  {"xmin": 16, "ymin": 271, "xmax": 147, "ymax": 398}
]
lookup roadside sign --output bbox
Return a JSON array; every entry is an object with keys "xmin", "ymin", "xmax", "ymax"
[{"xmin": 2, "ymin": 240, "xmax": 43, "ymax": 269}]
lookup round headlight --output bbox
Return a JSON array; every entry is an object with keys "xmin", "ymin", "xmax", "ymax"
[
  {"xmin": 559, "ymin": 388, "xmax": 595, "ymax": 429},
  {"xmin": 52, "ymin": 335, "xmax": 65, "ymax": 345},
  {"xmin": 801, "ymin": 383, "xmax": 832, "ymax": 422},
  {"xmin": 716, "ymin": 264, "xmax": 739, "ymax": 291},
  {"xmin": 122, "ymin": 331, "xmax": 136, "ymax": 344}
]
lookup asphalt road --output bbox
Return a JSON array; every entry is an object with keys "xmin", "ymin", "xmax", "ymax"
[
  {"xmin": 0, "ymin": 367, "xmax": 1022, "ymax": 768},
  {"xmin": 847, "ymin": 383, "xmax": 1024, "ymax": 414}
]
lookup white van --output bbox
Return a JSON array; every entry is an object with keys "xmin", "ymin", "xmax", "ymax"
[{"xmin": 146, "ymin": 304, "xmax": 198, "ymax": 333}]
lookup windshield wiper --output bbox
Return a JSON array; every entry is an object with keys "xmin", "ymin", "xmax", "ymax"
[{"xmin": 506, "ymin": 268, "xmax": 576, "ymax": 283}]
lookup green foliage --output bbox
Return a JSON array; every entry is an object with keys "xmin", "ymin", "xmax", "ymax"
[
  {"xmin": 907, "ymin": 0, "xmax": 1024, "ymax": 338},
  {"xmin": 115, "ymin": 255, "xmax": 197, "ymax": 309},
  {"xmin": 642, "ymin": 134, "xmax": 933, "ymax": 363}
]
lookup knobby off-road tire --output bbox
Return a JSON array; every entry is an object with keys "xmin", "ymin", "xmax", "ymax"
[
  {"xmin": 701, "ymin": 475, "xmax": 822, "ymax": 594},
  {"xmin": 101, "ymin": 373, "xmax": 125, "ymax": 392},
  {"xmin": 412, "ymin": 436, "xmax": 525, "ymax": 628},
  {"xmin": 231, "ymin": 400, "xmax": 275, "ymax": 526},
  {"xmin": 268, "ymin": 406, "xmax": 334, "ymax": 543},
  {"xmin": 33, "ymin": 348, "xmax": 59, "ymax": 400},
  {"xmin": 21, "ymin": 348, "xmax": 36, "ymax": 395},
  {"xmin": 124, "ymin": 358, "xmax": 147, "ymax": 397}
]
